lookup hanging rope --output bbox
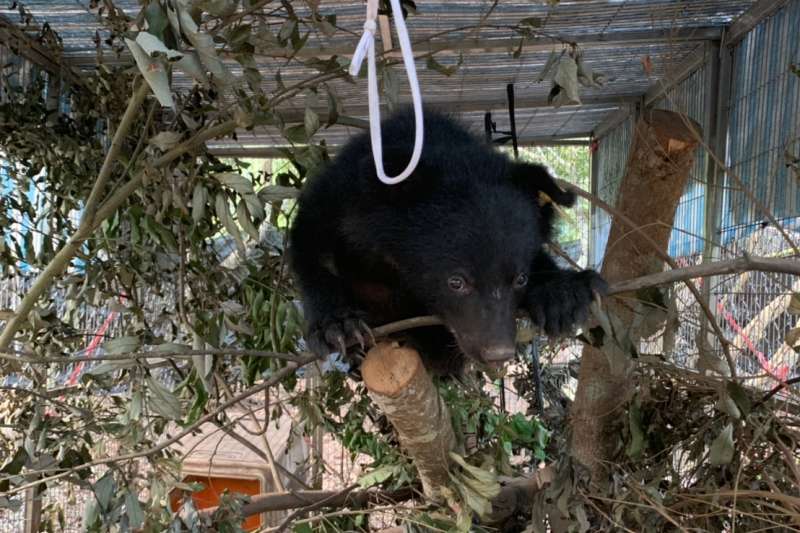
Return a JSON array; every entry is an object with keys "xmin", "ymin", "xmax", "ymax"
[{"xmin": 349, "ymin": 0, "xmax": 424, "ymax": 185}]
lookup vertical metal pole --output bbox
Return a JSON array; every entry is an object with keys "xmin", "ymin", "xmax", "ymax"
[
  {"xmin": 701, "ymin": 38, "xmax": 733, "ymax": 356},
  {"xmin": 506, "ymin": 83, "xmax": 519, "ymax": 159},
  {"xmin": 24, "ymin": 487, "xmax": 41, "ymax": 533},
  {"xmin": 484, "ymin": 111, "xmax": 493, "ymax": 144},
  {"xmin": 589, "ymin": 137, "xmax": 600, "ymax": 269}
]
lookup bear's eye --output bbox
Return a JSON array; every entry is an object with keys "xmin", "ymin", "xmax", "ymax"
[
  {"xmin": 448, "ymin": 275, "xmax": 468, "ymax": 293},
  {"xmin": 514, "ymin": 273, "xmax": 529, "ymax": 288}
]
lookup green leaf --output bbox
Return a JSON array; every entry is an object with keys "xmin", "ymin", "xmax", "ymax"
[
  {"xmin": 324, "ymin": 84, "xmax": 340, "ymax": 126},
  {"xmin": 717, "ymin": 390, "xmax": 741, "ymax": 419},
  {"xmin": 357, "ymin": 464, "xmax": 398, "ymax": 488},
  {"xmin": 149, "ymin": 131, "xmax": 182, "ymax": 151},
  {"xmin": 237, "ymin": 199, "xmax": 260, "ymax": 241},
  {"xmin": 283, "ymin": 124, "xmax": 308, "ymax": 144},
  {"xmin": 146, "ymin": 376, "xmax": 182, "ymax": 420},
  {"xmin": 626, "ymin": 399, "xmax": 645, "ymax": 459},
  {"xmin": 192, "ymin": 183, "xmax": 208, "ymax": 223},
  {"xmin": 786, "ymin": 327, "xmax": 800, "ymax": 350},
  {"xmin": 125, "ymin": 38, "xmax": 174, "ymax": 109},
  {"xmin": 215, "ymin": 194, "xmax": 246, "ymax": 257},
  {"xmin": 709, "ymin": 423, "xmax": 735, "ymax": 465},
  {"xmin": 278, "ymin": 18, "xmax": 297, "ymax": 41},
  {"xmin": 103, "ymin": 335, "xmax": 140, "ymax": 354},
  {"xmin": 551, "ymin": 54, "xmax": 581, "ymax": 107},
  {"xmin": 304, "ymin": 106, "xmax": 320, "ymax": 138},
  {"xmin": 726, "ymin": 381, "xmax": 751, "ymax": 417},
  {"xmin": 788, "ymin": 292, "xmax": 800, "ymax": 315},
  {"xmin": 82, "ymin": 500, "xmax": 100, "ymax": 530},
  {"xmin": 135, "ymin": 31, "xmax": 183, "ymax": 60},
  {"xmin": 213, "ymin": 172, "xmax": 255, "ymax": 196},
  {"xmin": 177, "ymin": 5, "xmax": 233, "ymax": 86},
  {"xmin": 125, "ymin": 490, "xmax": 145, "ymax": 529},
  {"xmin": 88, "ymin": 359, "xmax": 136, "ymax": 376},
  {"xmin": 93, "ymin": 473, "xmax": 115, "ymax": 510},
  {"xmin": 426, "ymin": 54, "xmax": 463, "ymax": 77},
  {"xmin": 520, "ymin": 17, "xmax": 542, "ymax": 28},
  {"xmin": 537, "ymin": 49, "xmax": 562, "ymax": 82},
  {"xmin": 176, "ymin": 52, "xmax": 209, "ymax": 85},
  {"xmin": 144, "ymin": 3, "xmax": 169, "ymax": 42},
  {"xmin": 448, "ymin": 452, "xmax": 501, "ymax": 499},
  {"xmin": 129, "ymin": 390, "xmax": 143, "ymax": 421}
]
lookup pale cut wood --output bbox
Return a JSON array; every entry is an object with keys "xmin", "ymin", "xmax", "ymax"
[{"xmin": 362, "ymin": 342, "xmax": 456, "ymax": 499}]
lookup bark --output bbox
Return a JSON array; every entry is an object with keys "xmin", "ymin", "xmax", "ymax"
[
  {"xmin": 216, "ymin": 469, "xmax": 555, "ymax": 520},
  {"xmin": 570, "ymin": 109, "xmax": 702, "ymax": 478},
  {"xmin": 361, "ymin": 342, "xmax": 456, "ymax": 500}
]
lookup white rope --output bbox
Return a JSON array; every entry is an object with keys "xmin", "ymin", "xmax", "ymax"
[{"xmin": 349, "ymin": 0, "xmax": 424, "ymax": 185}]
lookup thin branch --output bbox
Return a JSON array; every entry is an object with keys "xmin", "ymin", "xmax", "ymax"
[
  {"xmin": 607, "ymin": 255, "xmax": 800, "ymax": 295},
  {"xmin": 557, "ymin": 179, "xmax": 738, "ymax": 377},
  {"xmin": 754, "ymin": 376, "xmax": 800, "ymax": 409},
  {"xmin": 270, "ymin": 484, "xmax": 360, "ymax": 533},
  {"xmin": 0, "ymin": 348, "xmax": 305, "ymax": 365},
  {"xmin": 215, "ymin": 371, "xmax": 287, "ymax": 492}
]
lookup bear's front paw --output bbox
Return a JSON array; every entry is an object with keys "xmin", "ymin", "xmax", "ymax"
[
  {"xmin": 306, "ymin": 310, "xmax": 375, "ymax": 357},
  {"xmin": 527, "ymin": 270, "xmax": 607, "ymax": 337}
]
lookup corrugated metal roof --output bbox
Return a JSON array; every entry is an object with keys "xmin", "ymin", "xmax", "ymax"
[{"xmin": 0, "ymin": 0, "xmax": 757, "ymax": 150}]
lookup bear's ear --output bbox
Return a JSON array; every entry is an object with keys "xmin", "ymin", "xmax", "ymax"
[{"xmin": 509, "ymin": 162, "xmax": 576, "ymax": 207}]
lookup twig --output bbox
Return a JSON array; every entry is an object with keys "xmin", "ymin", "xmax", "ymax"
[
  {"xmin": 753, "ymin": 376, "xmax": 800, "ymax": 409},
  {"xmin": 215, "ymin": 371, "xmax": 287, "ymax": 492},
  {"xmin": 0, "ymin": 348, "xmax": 306, "ymax": 365},
  {"xmin": 607, "ymin": 256, "xmax": 800, "ymax": 295},
  {"xmin": 270, "ymin": 484, "xmax": 359, "ymax": 533}
]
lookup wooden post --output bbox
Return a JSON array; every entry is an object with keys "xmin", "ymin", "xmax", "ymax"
[
  {"xmin": 570, "ymin": 109, "xmax": 703, "ymax": 477},
  {"xmin": 24, "ymin": 487, "xmax": 41, "ymax": 533},
  {"xmin": 361, "ymin": 342, "xmax": 456, "ymax": 500}
]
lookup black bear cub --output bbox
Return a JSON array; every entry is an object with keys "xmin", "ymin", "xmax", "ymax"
[{"xmin": 289, "ymin": 108, "xmax": 606, "ymax": 375}]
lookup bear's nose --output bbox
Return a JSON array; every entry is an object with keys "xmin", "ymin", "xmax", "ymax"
[{"xmin": 481, "ymin": 346, "xmax": 515, "ymax": 363}]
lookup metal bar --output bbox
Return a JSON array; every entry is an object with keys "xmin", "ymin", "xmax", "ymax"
[
  {"xmin": 208, "ymin": 137, "xmax": 590, "ymax": 158},
  {"xmin": 63, "ymin": 26, "xmax": 723, "ymax": 65},
  {"xmin": 506, "ymin": 83, "xmax": 518, "ymax": 158},
  {"xmin": 0, "ymin": 15, "xmax": 83, "ymax": 87},
  {"xmin": 589, "ymin": 133, "xmax": 600, "ymax": 268},
  {"xmin": 726, "ymin": 0, "xmax": 790, "ymax": 47}
]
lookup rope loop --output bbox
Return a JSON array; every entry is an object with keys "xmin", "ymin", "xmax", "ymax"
[{"xmin": 349, "ymin": 0, "xmax": 424, "ymax": 185}]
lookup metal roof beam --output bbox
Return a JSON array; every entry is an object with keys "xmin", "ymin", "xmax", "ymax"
[
  {"xmin": 0, "ymin": 15, "xmax": 83, "ymax": 87},
  {"xmin": 726, "ymin": 0, "xmax": 790, "ymax": 47},
  {"xmin": 208, "ymin": 135, "xmax": 590, "ymax": 158},
  {"xmin": 274, "ymin": 94, "xmax": 636, "ymax": 125},
  {"xmin": 63, "ymin": 26, "xmax": 722, "ymax": 65}
]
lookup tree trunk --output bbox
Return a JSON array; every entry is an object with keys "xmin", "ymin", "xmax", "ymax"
[
  {"xmin": 570, "ymin": 109, "xmax": 702, "ymax": 478},
  {"xmin": 361, "ymin": 342, "xmax": 456, "ymax": 500}
]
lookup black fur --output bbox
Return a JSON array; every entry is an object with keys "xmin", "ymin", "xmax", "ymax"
[{"xmin": 289, "ymin": 108, "xmax": 606, "ymax": 374}]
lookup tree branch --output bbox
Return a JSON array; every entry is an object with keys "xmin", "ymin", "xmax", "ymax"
[
  {"xmin": 557, "ymin": 178, "xmax": 738, "ymax": 377},
  {"xmin": 607, "ymin": 255, "xmax": 800, "ymax": 295}
]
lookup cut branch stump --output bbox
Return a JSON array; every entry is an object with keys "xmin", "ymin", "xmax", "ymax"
[
  {"xmin": 571, "ymin": 109, "xmax": 702, "ymax": 477},
  {"xmin": 361, "ymin": 342, "xmax": 456, "ymax": 500}
]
